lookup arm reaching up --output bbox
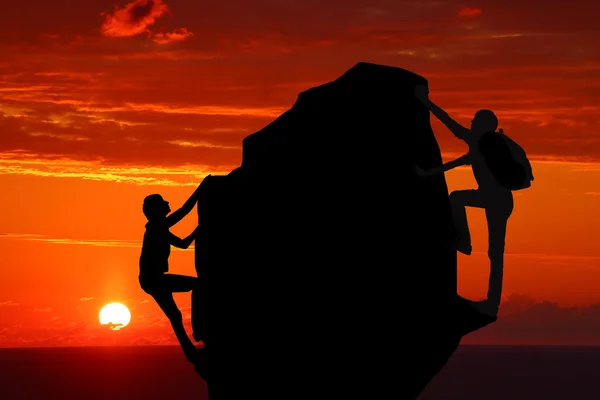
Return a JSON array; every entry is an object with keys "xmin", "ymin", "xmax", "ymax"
[
  {"xmin": 166, "ymin": 176, "xmax": 211, "ymax": 228},
  {"xmin": 415, "ymin": 85, "xmax": 469, "ymax": 142},
  {"xmin": 415, "ymin": 154, "xmax": 471, "ymax": 177}
]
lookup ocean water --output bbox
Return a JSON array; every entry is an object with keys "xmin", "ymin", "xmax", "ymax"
[{"xmin": 2, "ymin": 345, "xmax": 599, "ymax": 399}]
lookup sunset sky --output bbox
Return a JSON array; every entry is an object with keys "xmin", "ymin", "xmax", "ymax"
[{"xmin": 1, "ymin": 0, "xmax": 600, "ymax": 348}]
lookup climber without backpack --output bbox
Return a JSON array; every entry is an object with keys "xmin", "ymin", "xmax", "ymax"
[
  {"xmin": 413, "ymin": 84, "xmax": 534, "ymax": 317},
  {"xmin": 138, "ymin": 178, "xmax": 212, "ymax": 365}
]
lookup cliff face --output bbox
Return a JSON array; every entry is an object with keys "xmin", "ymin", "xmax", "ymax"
[{"xmin": 192, "ymin": 62, "xmax": 495, "ymax": 399}]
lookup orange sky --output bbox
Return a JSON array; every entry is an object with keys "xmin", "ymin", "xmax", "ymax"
[{"xmin": 1, "ymin": 0, "xmax": 600, "ymax": 347}]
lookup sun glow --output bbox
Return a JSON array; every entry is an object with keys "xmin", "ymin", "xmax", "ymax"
[{"xmin": 99, "ymin": 302, "xmax": 131, "ymax": 331}]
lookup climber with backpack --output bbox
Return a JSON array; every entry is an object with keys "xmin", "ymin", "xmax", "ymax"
[{"xmin": 413, "ymin": 84, "xmax": 534, "ymax": 317}]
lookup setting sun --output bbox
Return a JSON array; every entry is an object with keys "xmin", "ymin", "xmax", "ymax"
[{"xmin": 99, "ymin": 303, "xmax": 131, "ymax": 331}]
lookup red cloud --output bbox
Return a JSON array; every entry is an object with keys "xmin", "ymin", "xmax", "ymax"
[
  {"xmin": 100, "ymin": 0, "xmax": 171, "ymax": 37},
  {"xmin": 458, "ymin": 6, "xmax": 483, "ymax": 17},
  {"xmin": 152, "ymin": 27, "xmax": 194, "ymax": 44},
  {"xmin": 100, "ymin": 0, "xmax": 194, "ymax": 45}
]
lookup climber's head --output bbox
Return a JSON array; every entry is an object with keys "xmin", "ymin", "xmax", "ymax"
[
  {"xmin": 471, "ymin": 109, "xmax": 498, "ymax": 135},
  {"xmin": 143, "ymin": 194, "xmax": 171, "ymax": 221}
]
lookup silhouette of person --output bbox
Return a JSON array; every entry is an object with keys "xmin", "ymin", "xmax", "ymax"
[
  {"xmin": 139, "ymin": 181, "xmax": 207, "ymax": 362},
  {"xmin": 414, "ymin": 84, "xmax": 513, "ymax": 317}
]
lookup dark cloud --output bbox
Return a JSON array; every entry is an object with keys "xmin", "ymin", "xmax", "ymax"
[
  {"xmin": 0, "ymin": 0, "xmax": 598, "ymax": 179},
  {"xmin": 4, "ymin": 293, "xmax": 600, "ymax": 347},
  {"xmin": 100, "ymin": 0, "xmax": 170, "ymax": 38},
  {"xmin": 100, "ymin": 0, "xmax": 194, "ymax": 45},
  {"xmin": 466, "ymin": 294, "xmax": 600, "ymax": 345}
]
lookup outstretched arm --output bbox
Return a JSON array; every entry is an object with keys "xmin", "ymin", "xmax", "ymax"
[
  {"xmin": 415, "ymin": 85, "xmax": 469, "ymax": 141},
  {"xmin": 415, "ymin": 153, "xmax": 471, "ymax": 177},
  {"xmin": 169, "ymin": 227, "xmax": 198, "ymax": 249},
  {"xmin": 166, "ymin": 177, "xmax": 210, "ymax": 228}
]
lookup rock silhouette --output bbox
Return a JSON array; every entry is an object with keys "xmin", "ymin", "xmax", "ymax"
[{"xmin": 191, "ymin": 62, "xmax": 496, "ymax": 399}]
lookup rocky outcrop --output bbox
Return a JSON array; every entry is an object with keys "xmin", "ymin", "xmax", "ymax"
[{"xmin": 191, "ymin": 62, "xmax": 495, "ymax": 399}]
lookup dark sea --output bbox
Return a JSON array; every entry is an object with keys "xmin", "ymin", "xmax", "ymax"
[{"xmin": 2, "ymin": 345, "xmax": 599, "ymax": 399}]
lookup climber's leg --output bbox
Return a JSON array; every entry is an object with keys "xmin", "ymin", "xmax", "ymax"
[
  {"xmin": 468, "ymin": 193, "xmax": 514, "ymax": 317},
  {"xmin": 448, "ymin": 189, "xmax": 484, "ymax": 255},
  {"xmin": 140, "ymin": 273, "xmax": 198, "ymax": 356},
  {"xmin": 151, "ymin": 291, "xmax": 197, "ymax": 362},
  {"xmin": 485, "ymin": 196, "xmax": 514, "ymax": 307}
]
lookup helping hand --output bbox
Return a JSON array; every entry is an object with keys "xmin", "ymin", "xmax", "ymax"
[{"xmin": 415, "ymin": 84, "xmax": 429, "ymax": 101}]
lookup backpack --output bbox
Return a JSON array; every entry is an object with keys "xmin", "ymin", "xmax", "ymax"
[{"xmin": 478, "ymin": 129, "xmax": 534, "ymax": 191}]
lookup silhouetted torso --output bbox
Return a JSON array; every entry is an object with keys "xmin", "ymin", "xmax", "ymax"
[
  {"xmin": 139, "ymin": 220, "xmax": 170, "ymax": 277},
  {"xmin": 466, "ymin": 133, "xmax": 511, "ymax": 194}
]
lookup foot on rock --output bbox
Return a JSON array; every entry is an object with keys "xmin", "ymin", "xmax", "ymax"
[
  {"xmin": 183, "ymin": 345, "xmax": 199, "ymax": 364},
  {"xmin": 468, "ymin": 299, "xmax": 498, "ymax": 318}
]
